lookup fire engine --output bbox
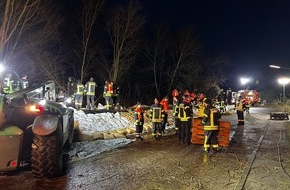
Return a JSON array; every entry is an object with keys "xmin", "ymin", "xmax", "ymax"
[{"xmin": 235, "ymin": 89, "xmax": 260, "ymax": 106}]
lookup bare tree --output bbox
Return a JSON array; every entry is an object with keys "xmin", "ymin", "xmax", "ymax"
[
  {"xmin": 168, "ymin": 28, "xmax": 201, "ymax": 93},
  {"xmin": 201, "ymin": 55, "xmax": 229, "ymax": 93},
  {"xmin": 143, "ymin": 23, "xmax": 169, "ymax": 98},
  {"xmin": 71, "ymin": 0, "xmax": 104, "ymax": 83},
  {"xmin": 107, "ymin": 0, "xmax": 145, "ymax": 84},
  {"xmin": 0, "ymin": 0, "xmax": 63, "ymax": 85}
]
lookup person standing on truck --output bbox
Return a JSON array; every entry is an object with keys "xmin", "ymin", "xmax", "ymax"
[
  {"xmin": 75, "ymin": 79, "xmax": 84, "ymax": 110},
  {"xmin": 85, "ymin": 77, "xmax": 97, "ymax": 110},
  {"xmin": 103, "ymin": 80, "xmax": 114, "ymax": 110}
]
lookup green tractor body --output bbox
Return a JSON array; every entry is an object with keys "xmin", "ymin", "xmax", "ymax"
[{"xmin": 0, "ymin": 69, "xmax": 74, "ymax": 178}]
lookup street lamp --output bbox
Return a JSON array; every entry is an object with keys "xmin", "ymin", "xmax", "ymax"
[
  {"xmin": 240, "ymin": 77, "xmax": 250, "ymax": 90},
  {"xmin": 269, "ymin": 64, "xmax": 290, "ymax": 70},
  {"xmin": 278, "ymin": 77, "xmax": 290, "ymax": 102}
]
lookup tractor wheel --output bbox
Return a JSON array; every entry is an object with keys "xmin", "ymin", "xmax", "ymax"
[
  {"xmin": 65, "ymin": 115, "xmax": 74, "ymax": 150},
  {"xmin": 31, "ymin": 122, "xmax": 63, "ymax": 178}
]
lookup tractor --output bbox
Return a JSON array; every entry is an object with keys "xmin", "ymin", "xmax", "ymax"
[{"xmin": 0, "ymin": 67, "xmax": 74, "ymax": 178}]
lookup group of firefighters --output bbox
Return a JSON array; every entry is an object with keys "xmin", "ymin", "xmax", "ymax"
[
  {"xmin": 133, "ymin": 89, "xmax": 221, "ymax": 153},
  {"xmin": 70, "ymin": 77, "xmax": 119, "ymax": 110},
  {"xmin": 133, "ymin": 89, "xmax": 249, "ymax": 153}
]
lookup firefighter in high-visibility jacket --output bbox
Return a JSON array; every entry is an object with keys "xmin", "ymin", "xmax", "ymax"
[
  {"xmin": 172, "ymin": 96, "xmax": 181, "ymax": 139},
  {"xmin": 201, "ymin": 98, "xmax": 221, "ymax": 153},
  {"xmin": 85, "ymin": 77, "xmax": 97, "ymax": 110},
  {"xmin": 74, "ymin": 80, "xmax": 84, "ymax": 110},
  {"xmin": 244, "ymin": 98, "xmax": 250, "ymax": 114},
  {"xmin": 149, "ymin": 98, "xmax": 165, "ymax": 140},
  {"xmin": 103, "ymin": 80, "xmax": 114, "ymax": 110},
  {"xmin": 236, "ymin": 96, "xmax": 245, "ymax": 125},
  {"xmin": 160, "ymin": 96, "xmax": 169, "ymax": 133},
  {"xmin": 197, "ymin": 93, "xmax": 207, "ymax": 118},
  {"xmin": 177, "ymin": 95, "xmax": 193, "ymax": 145},
  {"xmin": 134, "ymin": 102, "xmax": 144, "ymax": 141}
]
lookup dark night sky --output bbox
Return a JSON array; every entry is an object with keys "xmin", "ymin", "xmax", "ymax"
[{"xmin": 140, "ymin": 0, "xmax": 290, "ymax": 95}]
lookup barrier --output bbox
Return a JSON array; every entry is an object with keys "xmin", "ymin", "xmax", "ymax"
[{"xmin": 191, "ymin": 119, "xmax": 231, "ymax": 147}]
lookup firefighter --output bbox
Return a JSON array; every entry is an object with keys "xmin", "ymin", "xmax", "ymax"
[
  {"xmin": 103, "ymin": 80, "xmax": 114, "ymax": 110},
  {"xmin": 197, "ymin": 93, "xmax": 207, "ymax": 118},
  {"xmin": 177, "ymin": 95, "xmax": 193, "ymax": 145},
  {"xmin": 134, "ymin": 102, "xmax": 144, "ymax": 141},
  {"xmin": 67, "ymin": 77, "xmax": 76, "ymax": 98},
  {"xmin": 113, "ymin": 86, "xmax": 120, "ymax": 110},
  {"xmin": 172, "ymin": 96, "xmax": 181, "ymax": 139},
  {"xmin": 172, "ymin": 89, "xmax": 181, "ymax": 138},
  {"xmin": 85, "ymin": 77, "xmax": 97, "ymax": 110},
  {"xmin": 236, "ymin": 96, "xmax": 245, "ymax": 125},
  {"xmin": 3, "ymin": 73, "xmax": 14, "ymax": 93},
  {"xmin": 75, "ymin": 80, "xmax": 84, "ymax": 110},
  {"xmin": 172, "ymin": 89, "xmax": 179, "ymax": 98},
  {"xmin": 220, "ymin": 99, "xmax": 226, "ymax": 113},
  {"xmin": 244, "ymin": 99, "xmax": 250, "ymax": 114},
  {"xmin": 160, "ymin": 96, "xmax": 169, "ymax": 133},
  {"xmin": 21, "ymin": 76, "xmax": 29, "ymax": 89},
  {"xmin": 149, "ymin": 98, "xmax": 164, "ymax": 140},
  {"xmin": 200, "ymin": 98, "xmax": 221, "ymax": 153}
]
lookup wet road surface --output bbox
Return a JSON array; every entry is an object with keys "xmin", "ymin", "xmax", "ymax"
[{"xmin": 1, "ymin": 107, "xmax": 290, "ymax": 190}]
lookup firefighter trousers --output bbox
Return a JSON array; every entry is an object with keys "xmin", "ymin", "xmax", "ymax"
[
  {"xmin": 237, "ymin": 110, "xmax": 244, "ymax": 125},
  {"xmin": 152, "ymin": 122, "xmax": 162, "ymax": 135},
  {"xmin": 180, "ymin": 119, "xmax": 191, "ymax": 145},
  {"xmin": 204, "ymin": 130, "xmax": 219, "ymax": 151},
  {"xmin": 161, "ymin": 113, "xmax": 168, "ymax": 132}
]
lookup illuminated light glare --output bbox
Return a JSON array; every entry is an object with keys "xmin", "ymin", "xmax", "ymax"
[
  {"xmin": 240, "ymin": 77, "xmax": 250, "ymax": 85},
  {"xmin": 36, "ymin": 89, "xmax": 42, "ymax": 93},
  {"xmin": 65, "ymin": 97, "xmax": 72, "ymax": 103},
  {"xmin": 39, "ymin": 99, "xmax": 46, "ymax": 105},
  {"xmin": 29, "ymin": 105, "xmax": 44, "ymax": 112},
  {"xmin": 10, "ymin": 160, "xmax": 17, "ymax": 167},
  {"xmin": 269, "ymin": 65, "xmax": 281, "ymax": 69},
  {"xmin": 278, "ymin": 78, "xmax": 290, "ymax": 85},
  {"xmin": 0, "ymin": 64, "xmax": 5, "ymax": 72}
]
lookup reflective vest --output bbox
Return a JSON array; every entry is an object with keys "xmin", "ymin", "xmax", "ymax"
[
  {"xmin": 104, "ymin": 83, "xmax": 113, "ymax": 97},
  {"xmin": 85, "ymin": 81, "xmax": 96, "ymax": 96},
  {"xmin": 236, "ymin": 100, "xmax": 244, "ymax": 111},
  {"xmin": 202, "ymin": 107, "xmax": 220, "ymax": 130},
  {"xmin": 150, "ymin": 106, "xmax": 163, "ymax": 123},
  {"xmin": 160, "ymin": 99, "xmax": 169, "ymax": 112},
  {"xmin": 75, "ymin": 83, "xmax": 84, "ymax": 95},
  {"xmin": 197, "ymin": 98, "xmax": 207, "ymax": 117},
  {"xmin": 134, "ymin": 107, "xmax": 144, "ymax": 125},
  {"xmin": 178, "ymin": 102, "xmax": 191, "ymax": 122},
  {"xmin": 172, "ymin": 99, "xmax": 179, "ymax": 117}
]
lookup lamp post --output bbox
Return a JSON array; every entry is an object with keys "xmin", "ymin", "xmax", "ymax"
[
  {"xmin": 269, "ymin": 64, "xmax": 290, "ymax": 70},
  {"xmin": 240, "ymin": 77, "xmax": 250, "ymax": 91},
  {"xmin": 278, "ymin": 78, "xmax": 290, "ymax": 102}
]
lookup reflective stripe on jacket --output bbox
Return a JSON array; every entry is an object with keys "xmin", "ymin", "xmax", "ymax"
[
  {"xmin": 178, "ymin": 102, "xmax": 191, "ymax": 121},
  {"xmin": 86, "ymin": 81, "xmax": 96, "ymax": 95},
  {"xmin": 149, "ymin": 104, "xmax": 164, "ymax": 123},
  {"xmin": 75, "ymin": 84, "xmax": 84, "ymax": 95},
  {"xmin": 202, "ymin": 107, "xmax": 220, "ymax": 130}
]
